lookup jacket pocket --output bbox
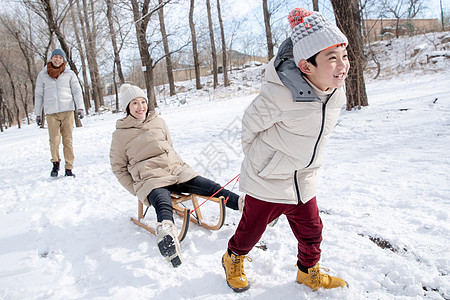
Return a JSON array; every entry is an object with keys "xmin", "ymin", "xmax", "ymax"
[{"xmin": 258, "ymin": 150, "xmax": 283, "ymax": 178}]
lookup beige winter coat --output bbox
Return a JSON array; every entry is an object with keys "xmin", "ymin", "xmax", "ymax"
[
  {"xmin": 110, "ymin": 113, "xmax": 198, "ymax": 205},
  {"xmin": 239, "ymin": 57, "xmax": 346, "ymax": 204}
]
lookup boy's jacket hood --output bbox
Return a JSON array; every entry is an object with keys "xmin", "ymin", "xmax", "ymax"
[{"xmin": 271, "ymin": 37, "xmax": 320, "ymax": 103}]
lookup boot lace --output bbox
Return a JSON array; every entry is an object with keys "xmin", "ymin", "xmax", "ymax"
[
  {"xmin": 309, "ymin": 264, "xmax": 330, "ymax": 286},
  {"xmin": 230, "ymin": 255, "xmax": 252, "ymax": 279}
]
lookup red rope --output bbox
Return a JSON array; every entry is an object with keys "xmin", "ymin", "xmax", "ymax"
[{"xmin": 189, "ymin": 173, "xmax": 240, "ymax": 214}]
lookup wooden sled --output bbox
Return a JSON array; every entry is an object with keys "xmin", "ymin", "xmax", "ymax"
[{"xmin": 131, "ymin": 193, "xmax": 226, "ymax": 242}]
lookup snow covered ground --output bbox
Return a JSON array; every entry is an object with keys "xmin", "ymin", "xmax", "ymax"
[{"xmin": 1, "ymin": 33, "xmax": 450, "ymax": 299}]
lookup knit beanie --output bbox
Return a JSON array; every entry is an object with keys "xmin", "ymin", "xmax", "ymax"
[
  {"xmin": 51, "ymin": 49, "xmax": 66, "ymax": 60},
  {"xmin": 288, "ymin": 8, "xmax": 348, "ymax": 67},
  {"xmin": 120, "ymin": 84, "xmax": 148, "ymax": 111}
]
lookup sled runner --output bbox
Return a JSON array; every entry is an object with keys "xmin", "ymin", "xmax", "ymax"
[{"xmin": 131, "ymin": 193, "xmax": 227, "ymax": 242}]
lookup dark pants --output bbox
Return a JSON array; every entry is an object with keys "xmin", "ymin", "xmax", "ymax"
[
  {"xmin": 147, "ymin": 176, "xmax": 239, "ymax": 222},
  {"xmin": 228, "ymin": 194, "xmax": 323, "ymax": 268}
]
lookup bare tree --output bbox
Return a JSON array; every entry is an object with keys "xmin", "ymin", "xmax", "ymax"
[
  {"xmin": 381, "ymin": 0, "xmax": 425, "ymax": 37},
  {"xmin": 189, "ymin": 0, "xmax": 202, "ymax": 90},
  {"xmin": 331, "ymin": 0, "xmax": 369, "ymax": 110},
  {"xmin": 78, "ymin": 0, "xmax": 104, "ymax": 111},
  {"xmin": 70, "ymin": 7, "xmax": 91, "ymax": 114},
  {"xmin": 383, "ymin": 0, "xmax": 406, "ymax": 38},
  {"xmin": 225, "ymin": 16, "xmax": 246, "ymax": 71},
  {"xmin": 1, "ymin": 86, "xmax": 14, "ymax": 129},
  {"xmin": 405, "ymin": 0, "xmax": 425, "ymax": 35},
  {"xmin": 17, "ymin": 81, "xmax": 32, "ymax": 125},
  {"xmin": 0, "ymin": 13, "xmax": 38, "ymax": 107},
  {"xmin": 23, "ymin": 0, "xmax": 79, "ymax": 74},
  {"xmin": 262, "ymin": 0, "xmax": 274, "ymax": 60},
  {"xmin": 106, "ymin": 0, "xmax": 128, "ymax": 111},
  {"xmin": 106, "ymin": 0, "xmax": 125, "ymax": 85},
  {"xmin": 361, "ymin": 0, "xmax": 384, "ymax": 78},
  {"xmin": 23, "ymin": 0, "xmax": 85, "ymax": 127},
  {"xmin": 130, "ymin": 0, "xmax": 171, "ymax": 110},
  {"xmin": 0, "ymin": 56, "xmax": 21, "ymax": 128},
  {"xmin": 206, "ymin": 0, "xmax": 218, "ymax": 88},
  {"xmin": 216, "ymin": 0, "xmax": 229, "ymax": 86},
  {"xmin": 158, "ymin": 0, "xmax": 176, "ymax": 96}
]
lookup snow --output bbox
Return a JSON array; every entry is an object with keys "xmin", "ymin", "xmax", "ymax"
[
  {"xmin": 364, "ymin": 31, "xmax": 450, "ymax": 78},
  {"xmin": 1, "ymin": 33, "xmax": 450, "ymax": 299}
]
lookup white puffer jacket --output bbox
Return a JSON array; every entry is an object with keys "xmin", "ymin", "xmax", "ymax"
[
  {"xmin": 34, "ymin": 65, "xmax": 83, "ymax": 117},
  {"xmin": 239, "ymin": 56, "xmax": 346, "ymax": 205}
]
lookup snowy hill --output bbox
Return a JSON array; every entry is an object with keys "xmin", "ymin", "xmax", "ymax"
[
  {"xmin": 364, "ymin": 31, "xmax": 450, "ymax": 79},
  {"xmin": 0, "ymin": 33, "xmax": 449, "ymax": 299}
]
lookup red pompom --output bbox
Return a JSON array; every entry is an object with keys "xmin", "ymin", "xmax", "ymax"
[{"xmin": 288, "ymin": 8, "xmax": 313, "ymax": 29}]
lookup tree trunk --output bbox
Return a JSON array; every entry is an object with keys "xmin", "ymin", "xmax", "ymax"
[
  {"xmin": 0, "ymin": 59, "xmax": 21, "ymax": 128},
  {"xmin": 40, "ymin": 0, "xmax": 79, "ymax": 74},
  {"xmin": 106, "ymin": 0, "xmax": 125, "ymax": 86},
  {"xmin": 330, "ymin": 0, "xmax": 368, "ymax": 110},
  {"xmin": 189, "ymin": 0, "xmax": 202, "ymax": 90},
  {"xmin": 158, "ymin": 0, "xmax": 176, "ymax": 96},
  {"xmin": 90, "ymin": 0, "xmax": 104, "ymax": 106},
  {"xmin": 82, "ymin": 0, "xmax": 104, "ymax": 109},
  {"xmin": 71, "ymin": 10, "xmax": 91, "ymax": 115},
  {"xmin": 262, "ymin": 0, "xmax": 274, "ymax": 60},
  {"xmin": 113, "ymin": 62, "xmax": 119, "ymax": 112},
  {"xmin": 17, "ymin": 82, "xmax": 31, "ymax": 125},
  {"xmin": 26, "ymin": 10, "xmax": 38, "ymax": 105},
  {"xmin": 206, "ymin": 0, "xmax": 218, "ymax": 88},
  {"xmin": 130, "ymin": 0, "xmax": 157, "ymax": 110},
  {"xmin": 74, "ymin": 0, "xmax": 103, "ymax": 112},
  {"xmin": 76, "ymin": 0, "xmax": 100, "ymax": 112},
  {"xmin": 0, "ymin": 87, "xmax": 4, "ymax": 132},
  {"xmin": 216, "ymin": 0, "xmax": 229, "ymax": 86},
  {"xmin": 312, "ymin": 0, "xmax": 319, "ymax": 11},
  {"xmin": 6, "ymin": 106, "xmax": 14, "ymax": 128},
  {"xmin": 70, "ymin": 8, "xmax": 91, "ymax": 114}
]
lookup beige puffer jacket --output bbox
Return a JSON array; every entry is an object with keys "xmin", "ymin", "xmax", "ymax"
[
  {"xmin": 239, "ymin": 57, "xmax": 346, "ymax": 204},
  {"xmin": 110, "ymin": 112, "xmax": 198, "ymax": 205}
]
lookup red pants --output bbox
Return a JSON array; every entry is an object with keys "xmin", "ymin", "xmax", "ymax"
[{"xmin": 228, "ymin": 194, "xmax": 323, "ymax": 267}]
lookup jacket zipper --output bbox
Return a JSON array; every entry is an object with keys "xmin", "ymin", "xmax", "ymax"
[
  {"xmin": 294, "ymin": 170, "xmax": 301, "ymax": 203},
  {"xmin": 305, "ymin": 89, "xmax": 336, "ymax": 169},
  {"xmin": 55, "ymin": 77, "xmax": 60, "ymax": 112},
  {"xmin": 294, "ymin": 89, "xmax": 337, "ymax": 203}
]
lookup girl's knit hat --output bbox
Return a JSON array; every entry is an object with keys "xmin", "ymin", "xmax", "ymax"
[
  {"xmin": 120, "ymin": 84, "xmax": 148, "ymax": 111},
  {"xmin": 288, "ymin": 8, "xmax": 348, "ymax": 67}
]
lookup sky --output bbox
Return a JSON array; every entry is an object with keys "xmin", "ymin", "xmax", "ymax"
[
  {"xmin": 227, "ymin": 0, "xmax": 446, "ymax": 21},
  {"xmin": 2, "ymin": 0, "xmax": 444, "ymax": 23},
  {"xmin": 0, "ymin": 31, "xmax": 449, "ymax": 299}
]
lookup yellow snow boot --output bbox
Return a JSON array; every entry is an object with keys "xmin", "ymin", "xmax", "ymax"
[
  {"xmin": 297, "ymin": 263, "xmax": 347, "ymax": 290},
  {"xmin": 222, "ymin": 250, "xmax": 252, "ymax": 292}
]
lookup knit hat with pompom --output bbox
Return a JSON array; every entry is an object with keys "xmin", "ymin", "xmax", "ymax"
[
  {"xmin": 119, "ymin": 84, "xmax": 148, "ymax": 111},
  {"xmin": 288, "ymin": 8, "xmax": 348, "ymax": 67}
]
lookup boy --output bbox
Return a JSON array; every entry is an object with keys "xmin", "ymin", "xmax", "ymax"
[{"xmin": 222, "ymin": 8, "xmax": 350, "ymax": 292}]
